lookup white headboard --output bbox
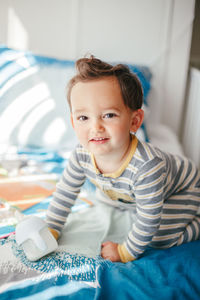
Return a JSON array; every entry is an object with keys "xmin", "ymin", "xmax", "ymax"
[{"xmin": 0, "ymin": 0, "xmax": 195, "ymax": 137}]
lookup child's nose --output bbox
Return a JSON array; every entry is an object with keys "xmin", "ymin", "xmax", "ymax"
[{"xmin": 92, "ymin": 118, "xmax": 104, "ymax": 132}]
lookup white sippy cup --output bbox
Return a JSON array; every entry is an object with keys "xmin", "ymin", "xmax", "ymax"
[{"xmin": 15, "ymin": 213, "xmax": 58, "ymax": 261}]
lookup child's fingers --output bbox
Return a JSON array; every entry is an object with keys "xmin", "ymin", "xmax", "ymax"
[{"xmin": 101, "ymin": 241, "xmax": 110, "ymax": 248}]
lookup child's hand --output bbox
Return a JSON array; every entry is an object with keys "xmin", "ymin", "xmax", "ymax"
[{"xmin": 101, "ymin": 241, "xmax": 121, "ymax": 262}]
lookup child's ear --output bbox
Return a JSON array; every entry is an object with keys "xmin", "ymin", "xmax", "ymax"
[
  {"xmin": 70, "ymin": 114, "xmax": 75, "ymax": 129},
  {"xmin": 130, "ymin": 109, "xmax": 144, "ymax": 133}
]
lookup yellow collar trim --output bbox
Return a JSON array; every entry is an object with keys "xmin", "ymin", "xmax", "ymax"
[{"xmin": 91, "ymin": 135, "xmax": 138, "ymax": 178}]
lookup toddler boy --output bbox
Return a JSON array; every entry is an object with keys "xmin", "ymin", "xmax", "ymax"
[{"xmin": 47, "ymin": 56, "xmax": 200, "ymax": 262}]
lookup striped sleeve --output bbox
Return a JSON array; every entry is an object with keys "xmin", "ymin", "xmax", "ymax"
[
  {"xmin": 122, "ymin": 157, "xmax": 166, "ymax": 261},
  {"xmin": 46, "ymin": 148, "xmax": 86, "ymax": 236}
]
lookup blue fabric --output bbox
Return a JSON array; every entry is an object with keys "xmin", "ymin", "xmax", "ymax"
[
  {"xmin": 96, "ymin": 241, "xmax": 200, "ymax": 300},
  {"xmin": 1, "ymin": 240, "xmax": 200, "ymax": 299},
  {"xmin": 17, "ymin": 148, "xmax": 67, "ymax": 173},
  {"xmin": 128, "ymin": 64, "xmax": 152, "ymax": 106},
  {"xmin": 0, "ymin": 275, "xmax": 95, "ymax": 300}
]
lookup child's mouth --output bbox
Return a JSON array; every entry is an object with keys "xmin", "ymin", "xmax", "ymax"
[{"xmin": 90, "ymin": 137, "xmax": 109, "ymax": 144}]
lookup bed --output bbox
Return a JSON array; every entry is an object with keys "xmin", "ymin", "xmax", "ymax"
[{"xmin": 0, "ymin": 1, "xmax": 199, "ymax": 299}]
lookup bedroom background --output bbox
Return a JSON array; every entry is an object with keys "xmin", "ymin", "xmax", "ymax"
[{"xmin": 1, "ymin": 1, "xmax": 200, "ymax": 299}]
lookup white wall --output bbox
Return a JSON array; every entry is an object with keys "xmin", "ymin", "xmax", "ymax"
[{"xmin": 0, "ymin": 0, "xmax": 172, "ymax": 63}]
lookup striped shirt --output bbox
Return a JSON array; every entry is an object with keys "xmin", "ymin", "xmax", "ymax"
[{"xmin": 46, "ymin": 136, "xmax": 200, "ymax": 260}]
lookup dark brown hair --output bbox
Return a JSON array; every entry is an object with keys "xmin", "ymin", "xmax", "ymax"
[{"xmin": 67, "ymin": 55, "xmax": 143, "ymax": 111}]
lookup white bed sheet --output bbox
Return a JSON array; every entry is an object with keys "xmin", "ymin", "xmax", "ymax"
[{"xmin": 147, "ymin": 123, "xmax": 185, "ymax": 157}]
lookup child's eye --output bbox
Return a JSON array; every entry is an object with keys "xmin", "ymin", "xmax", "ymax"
[
  {"xmin": 104, "ymin": 113, "xmax": 117, "ymax": 119},
  {"xmin": 78, "ymin": 115, "xmax": 88, "ymax": 121}
]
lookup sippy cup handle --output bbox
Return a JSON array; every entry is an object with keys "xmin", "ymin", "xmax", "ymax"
[{"xmin": 31, "ymin": 231, "xmax": 47, "ymax": 251}]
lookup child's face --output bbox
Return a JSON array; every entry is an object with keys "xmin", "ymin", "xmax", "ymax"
[{"xmin": 70, "ymin": 77, "xmax": 141, "ymax": 160}]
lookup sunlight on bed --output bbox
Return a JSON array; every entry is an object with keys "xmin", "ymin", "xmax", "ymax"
[
  {"xmin": 43, "ymin": 118, "xmax": 66, "ymax": 145},
  {"xmin": 0, "ymin": 67, "xmax": 38, "ymax": 97},
  {"xmin": 0, "ymin": 80, "xmax": 68, "ymax": 146},
  {"xmin": 17, "ymin": 97, "xmax": 55, "ymax": 143},
  {"xmin": 0, "ymin": 83, "xmax": 50, "ymax": 140}
]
